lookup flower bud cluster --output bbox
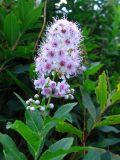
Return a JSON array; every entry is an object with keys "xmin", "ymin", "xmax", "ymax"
[
  {"xmin": 26, "ymin": 94, "xmax": 54, "ymax": 112},
  {"xmin": 34, "ymin": 18, "xmax": 84, "ymax": 99}
]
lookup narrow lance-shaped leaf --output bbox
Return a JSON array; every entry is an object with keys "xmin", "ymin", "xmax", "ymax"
[
  {"xmin": 6, "ymin": 70, "xmax": 34, "ymax": 96},
  {"xmin": 81, "ymin": 86, "xmax": 96, "ymax": 120},
  {"xmin": 95, "ymin": 72, "xmax": 108, "ymax": 112},
  {"xmin": 54, "ymin": 103, "xmax": 77, "ymax": 119},
  {"xmin": 14, "ymin": 92, "xmax": 27, "ymax": 108},
  {"xmin": 94, "ymin": 114, "xmax": 120, "ymax": 128},
  {"xmin": 21, "ymin": 4, "xmax": 43, "ymax": 32},
  {"xmin": 4, "ymin": 12, "xmax": 20, "ymax": 47},
  {"xmin": 18, "ymin": 0, "xmax": 34, "ymax": 21},
  {"xmin": 56, "ymin": 122, "xmax": 82, "ymax": 141},
  {"xmin": 0, "ymin": 132, "xmax": 27, "ymax": 160},
  {"xmin": 84, "ymin": 62, "xmax": 103, "ymax": 76}
]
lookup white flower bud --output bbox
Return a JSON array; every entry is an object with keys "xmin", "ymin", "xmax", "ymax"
[
  {"xmin": 26, "ymin": 100, "xmax": 30, "ymax": 105},
  {"xmin": 67, "ymin": 89, "xmax": 71, "ymax": 94},
  {"xmin": 64, "ymin": 95, "xmax": 69, "ymax": 99},
  {"xmin": 40, "ymin": 106, "xmax": 45, "ymax": 111},
  {"xmin": 35, "ymin": 100, "xmax": 40, "ymax": 105},
  {"xmin": 66, "ymin": 75, "xmax": 70, "ymax": 79},
  {"xmin": 69, "ymin": 94, "xmax": 74, "ymax": 99},
  {"xmin": 29, "ymin": 98, "xmax": 33, "ymax": 102},
  {"xmin": 26, "ymin": 106, "xmax": 31, "ymax": 110},
  {"xmin": 30, "ymin": 107, "xmax": 35, "ymax": 111},
  {"xmin": 34, "ymin": 94, "xmax": 39, "ymax": 99},
  {"xmin": 36, "ymin": 0, "xmax": 41, "ymax": 6},
  {"xmin": 35, "ymin": 86, "xmax": 38, "ymax": 90},
  {"xmin": 71, "ymin": 89, "xmax": 75, "ymax": 94},
  {"xmin": 49, "ymin": 103, "xmax": 54, "ymax": 109}
]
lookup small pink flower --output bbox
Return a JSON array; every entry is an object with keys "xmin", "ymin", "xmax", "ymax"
[
  {"xmin": 41, "ymin": 88, "xmax": 52, "ymax": 97},
  {"xmin": 47, "ymin": 50, "xmax": 55, "ymax": 58},
  {"xmin": 50, "ymin": 81, "xmax": 56, "ymax": 89},
  {"xmin": 60, "ymin": 60, "xmax": 66, "ymax": 67},
  {"xmin": 45, "ymin": 63, "xmax": 52, "ymax": 71}
]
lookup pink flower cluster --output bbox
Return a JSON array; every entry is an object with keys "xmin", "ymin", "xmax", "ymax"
[{"xmin": 34, "ymin": 18, "xmax": 84, "ymax": 98}]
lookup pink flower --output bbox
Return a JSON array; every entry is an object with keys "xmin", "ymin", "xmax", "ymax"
[
  {"xmin": 50, "ymin": 81, "xmax": 56, "ymax": 89},
  {"xmin": 41, "ymin": 87, "xmax": 52, "ymax": 97},
  {"xmin": 34, "ymin": 18, "xmax": 84, "ymax": 99},
  {"xmin": 34, "ymin": 77, "xmax": 46, "ymax": 89}
]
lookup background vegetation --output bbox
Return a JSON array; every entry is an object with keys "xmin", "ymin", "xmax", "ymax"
[{"xmin": 0, "ymin": 0, "xmax": 120, "ymax": 159}]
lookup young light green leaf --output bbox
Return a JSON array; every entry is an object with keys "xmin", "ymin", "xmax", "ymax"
[
  {"xmin": 10, "ymin": 120, "xmax": 41, "ymax": 155},
  {"xmin": 56, "ymin": 122, "xmax": 82, "ymax": 141},
  {"xmin": 54, "ymin": 103, "xmax": 77, "ymax": 119},
  {"xmin": 0, "ymin": 132, "xmax": 27, "ymax": 160},
  {"xmin": 4, "ymin": 12, "xmax": 20, "ymax": 47},
  {"xmin": 25, "ymin": 110, "xmax": 43, "ymax": 133},
  {"xmin": 95, "ymin": 72, "xmax": 108, "ymax": 112},
  {"xmin": 81, "ymin": 86, "xmax": 96, "ymax": 120},
  {"xmin": 111, "ymin": 91, "xmax": 120, "ymax": 103},
  {"xmin": 94, "ymin": 115, "xmax": 120, "ymax": 128}
]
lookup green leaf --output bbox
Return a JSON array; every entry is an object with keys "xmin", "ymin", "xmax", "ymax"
[
  {"xmin": 87, "ymin": 118, "xmax": 94, "ymax": 133},
  {"xmin": 21, "ymin": 4, "xmax": 43, "ymax": 32},
  {"xmin": 6, "ymin": 70, "xmax": 34, "ymax": 96},
  {"xmin": 40, "ymin": 146, "xmax": 90, "ymax": 160},
  {"xmin": 83, "ymin": 150, "xmax": 101, "ymax": 160},
  {"xmin": 0, "ymin": 132, "xmax": 27, "ymax": 160},
  {"xmin": 83, "ymin": 79, "xmax": 96, "ymax": 92},
  {"xmin": 96, "ymin": 138, "xmax": 120, "ymax": 147},
  {"xmin": 25, "ymin": 110, "xmax": 43, "ymax": 133},
  {"xmin": 99, "ymin": 126, "xmax": 120, "ymax": 133},
  {"xmin": 111, "ymin": 91, "xmax": 120, "ymax": 103},
  {"xmin": 56, "ymin": 122, "xmax": 82, "ymax": 141},
  {"xmin": 85, "ymin": 62, "xmax": 103, "ymax": 76},
  {"xmin": 94, "ymin": 115, "xmax": 120, "ymax": 128},
  {"xmin": 4, "ymin": 12, "xmax": 20, "ymax": 46},
  {"xmin": 95, "ymin": 72, "xmax": 108, "ymax": 112},
  {"xmin": 10, "ymin": 120, "xmax": 41, "ymax": 155},
  {"xmin": 42, "ymin": 119, "xmax": 58, "ymax": 137},
  {"xmin": 101, "ymin": 152, "xmax": 111, "ymax": 160},
  {"xmin": 18, "ymin": 0, "xmax": 34, "ymax": 21},
  {"xmin": 54, "ymin": 103, "xmax": 77, "ymax": 119},
  {"xmin": 14, "ymin": 92, "xmax": 27, "ymax": 108},
  {"xmin": 40, "ymin": 138, "xmax": 74, "ymax": 160},
  {"xmin": 81, "ymin": 86, "xmax": 96, "ymax": 120},
  {"xmin": 40, "ymin": 146, "xmax": 120, "ymax": 160}
]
